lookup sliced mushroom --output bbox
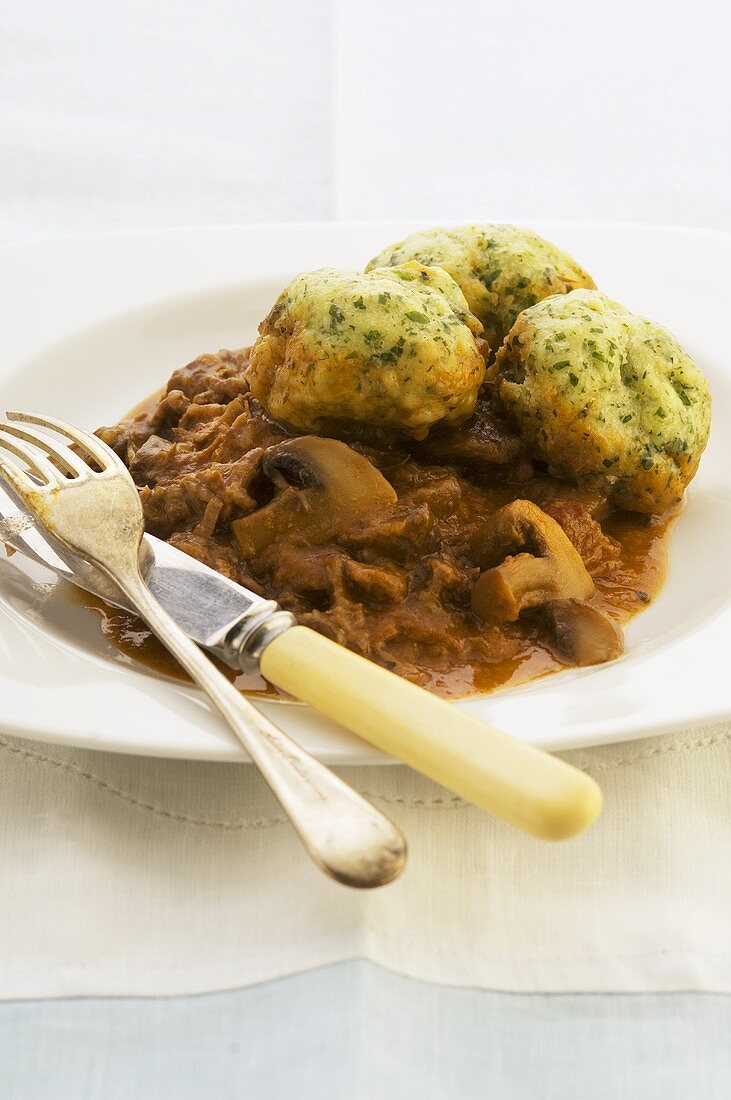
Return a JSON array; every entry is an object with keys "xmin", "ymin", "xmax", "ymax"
[
  {"xmin": 541, "ymin": 599, "xmax": 624, "ymax": 666},
  {"xmin": 232, "ymin": 436, "xmax": 397, "ymax": 559},
  {"xmin": 470, "ymin": 499, "xmax": 594, "ymax": 622}
]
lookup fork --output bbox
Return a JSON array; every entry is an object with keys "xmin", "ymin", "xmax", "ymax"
[{"xmin": 0, "ymin": 411, "xmax": 407, "ymax": 889}]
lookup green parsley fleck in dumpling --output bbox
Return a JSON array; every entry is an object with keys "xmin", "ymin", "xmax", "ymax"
[
  {"xmin": 367, "ymin": 224, "xmax": 595, "ymax": 352},
  {"xmin": 495, "ymin": 289, "xmax": 711, "ymax": 513},
  {"xmin": 247, "ymin": 263, "xmax": 485, "ymax": 439}
]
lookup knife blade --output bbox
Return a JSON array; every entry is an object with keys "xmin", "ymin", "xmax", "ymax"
[{"xmin": 0, "ymin": 488, "xmax": 291, "ymax": 670}]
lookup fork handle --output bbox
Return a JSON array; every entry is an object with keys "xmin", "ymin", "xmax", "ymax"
[
  {"xmin": 260, "ymin": 626, "xmax": 602, "ymax": 840},
  {"xmin": 119, "ymin": 571, "xmax": 406, "ymax": 889}
]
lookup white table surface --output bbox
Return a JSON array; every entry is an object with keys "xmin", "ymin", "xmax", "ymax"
[{"xmin": 1, "ymin": 966, "xmax": 729, "ymax": 1100}]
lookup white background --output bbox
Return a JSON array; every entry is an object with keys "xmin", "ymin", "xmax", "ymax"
[{"xmin": 2, "ymin": 0, "xmax": 730, "ymax": 238}]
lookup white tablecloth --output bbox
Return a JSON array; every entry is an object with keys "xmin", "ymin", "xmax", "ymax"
[{"xmin": 1, "ymin": 724, "xmax": 729, "ymax": 1000}]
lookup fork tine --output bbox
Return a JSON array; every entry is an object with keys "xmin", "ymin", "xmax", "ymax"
[
  {"xmin": 0, "ymin": 451, "xmax": 42, "ymax": 501},
  {"xmin": 0, "ymin": 421, "xmax": 86, "ymax": 477},
  {"xmin": 6, "ymin": 412, "xmax": 127, "ymax": 475},
  {"xmin": 0, "ymin": 429, "xmax": 61, "ymax": 487}
]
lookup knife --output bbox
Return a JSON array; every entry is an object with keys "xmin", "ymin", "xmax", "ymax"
[
  {"xmin": 0, "ymin": 487, "xmax": 289, "ymax": 671},
  {"xmin": 0, "ymin": 488, "xmax": 604, "ymax": 841}
]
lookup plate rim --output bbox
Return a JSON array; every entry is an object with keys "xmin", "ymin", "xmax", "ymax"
[{"xmin": 0, "ymin": 218, "xmax": 728, "ymax": 762}]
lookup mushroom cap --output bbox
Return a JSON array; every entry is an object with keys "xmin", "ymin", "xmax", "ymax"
[
  {"xmin": 247, "ymin": 264, "xmax": 485, "ymax": 441},
  {"xmin": 470, "ymin": 500, "xmax": 595, "ymax": 622},
  {"xmin": 367, "ymin": 224, "xmax": 595, "ymax": 352},
  {"xmin": 232, "ymin": 436, "xmax": 397, "ymax": 558},
  {"xmin": 542, "ymin": 599, "xmax": 624, "ymax": 666},
  {"xmin": 496, "ymin": 290, "xmax": 712, "ymax": 513}
]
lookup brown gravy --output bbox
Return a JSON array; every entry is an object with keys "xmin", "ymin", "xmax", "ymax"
[
  {"xmin": 93, "ymin": 348, "xmax": 674, "ymax": 700},
  {"xmin": 75, "ymin": 505, "xmax": 672, "ymax": 700}
]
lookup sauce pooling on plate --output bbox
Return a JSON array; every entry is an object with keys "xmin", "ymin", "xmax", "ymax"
[
  {"xmin": 93, "ymin": 349, "xmax": 675, "ymax": 700},
  {"xmin": 93, "ymin": 224, "xmax": 708, "ymax": 699}
]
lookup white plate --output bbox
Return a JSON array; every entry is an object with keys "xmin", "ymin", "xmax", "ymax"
[{"xmin": 0, "ymin": 222, "xmax": 729, "ymax": 762}]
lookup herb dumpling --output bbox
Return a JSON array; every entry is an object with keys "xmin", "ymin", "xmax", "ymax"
[
  {"xmin": 367, "ymin": 224, "xmax": 595, "ymax": 352},
  {"xmin": 247, "ymin": 263, "xmax": 485, "ymax": 439},
  {"xmin": 495, "ymin": 289, "xmax": 711, "ymax": 513}
]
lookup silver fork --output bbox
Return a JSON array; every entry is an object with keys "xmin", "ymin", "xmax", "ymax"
[{"xmin": 0, "ymin": 411, "xmax": 407, "ymax": 889}]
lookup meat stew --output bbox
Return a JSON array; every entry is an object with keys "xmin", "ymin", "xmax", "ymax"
[{"xmin": 95, "ymin": 347, "xmax": 674, "ymax": 699}]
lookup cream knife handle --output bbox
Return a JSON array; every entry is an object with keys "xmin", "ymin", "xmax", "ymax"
[
  {"xmin": 260, "ymin": 626, "xmax": 601, "ymax": 840},
  {"xmin": 119, "ymin": 574, "xmax": 406, "ymax": 889}
]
